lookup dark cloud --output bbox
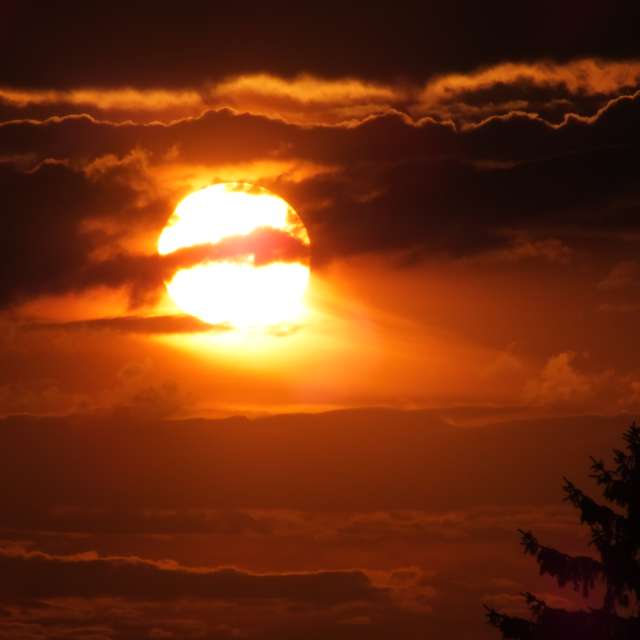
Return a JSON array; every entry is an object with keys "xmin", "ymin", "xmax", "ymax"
[
  {"xmin": 0, "ymin": 547, "xmax": 383, "ymax": 604},
  {"xmin": 0, "ymin": 160, "xmax": 149, "ymax": 307},
  {"xmin": 0, "ymin": 110, "xmax": 295, "ymax": 166},
  {"xmin": 1, "ymin": 90, "xmax": 636, "ymax": 168},
  {"xmin": 0, "ymin": 158, "xmax": 310, "ymax": 308},
  {"xmin": 0, "ymin": 549, "xmax": 471, "ymax": 640},
  {"xmin": 165, "ymin": 227, "xmax": 310, "ymax": 268}
]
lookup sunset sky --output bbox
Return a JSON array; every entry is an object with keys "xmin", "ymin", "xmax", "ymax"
[{"xmin": 2, "ymin": 3, "xmax": 640, "ymax": 638}]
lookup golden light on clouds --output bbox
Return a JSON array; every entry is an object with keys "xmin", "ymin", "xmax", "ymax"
[
  {"xmin": 214, "ymin": 73, "xmax": 400, "ymax": 104},
  {"xmin": 0, "ymin": 86, "xmax": 204, "ymax": 111},
  {"xmin": 417, "ymin": 58, "xmax": 640, "ymax": 112},
  {"xmin": 158, "ymin": 183, "xmax": 310, "ymax": 329}
]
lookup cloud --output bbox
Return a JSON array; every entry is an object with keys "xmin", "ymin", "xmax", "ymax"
[
  {"xmin": 24, "ymin": 315, "xmax": 225, "ymax": 335},
  {"xmin": 0, "ymin": 76, "xmax": 402, "ymax": 126},
  {"xmin": 0, "ymin": 550, "xmax": 442, "ymax": 640},
  {"xmin": 0, "ymin": 382, "xmax": 90, "ymax": 417},
  {"xmin": 211, "ymin": 73, "xmax": 404, "ymax": 124},
  {"xmin": 471, "ymin": 235, "xmax": 574, "ymax": 265},
  {"xmin": 522, "ymin": 352, "xmax": 640, "ymax": 411},
  {"xmin": 524, "ymin": 352, "xmax": 593, "ymax": 405},
  {"xmin": 0, "ymin": 160, "xmax": 150, "ymax": 308},
  {"xmin": 3, "ymin": 504, "xmax": 579, "ymax": 541},
  {"xmin": 0, "ymin": 546, "xmax": 384, "ymax": 604},
  {"xmin": 162, "ymin": 227, "xmax": 310, "ymax": 267},
  {"xmin": 217, "ymin": 76, "xmax": 398, "ymax": 105},
  {"xmin": 597, "ymin": 259, "xmax": 640, "ymax": 290},
  {"xmin": 415, "ymin": 58, "xmax": 640, "ymax": 124},
  {"xmin": 0, "ymin": 86, "xmax": 204, "ymax": 112},
  {"xmin": 115, "ymin": 380, "xmax": 187, "ymax": 420}
]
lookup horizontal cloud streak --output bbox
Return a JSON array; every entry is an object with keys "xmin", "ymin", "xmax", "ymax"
[
  {"xmin": 0, "ymin": 547, "xmax": 383, "ymax": 603},
  {"xmin": 0, "ymin": 86, "xmax": 204, "ymax": 111},
  {"xmin": 420, "ymin": 58, "xmax": 640, "ymax": 104},
  {"xmin": 24, "ymin": 314, "xmax": 225, "ymax": 335},
  {"xmin": 215, "ymin": 73, "xmax": 400, "ymax": 104}
]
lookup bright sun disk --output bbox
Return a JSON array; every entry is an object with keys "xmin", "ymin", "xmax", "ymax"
[{"xmin": 157, "ymin": 183, "xmax": 310, "ymax": 329}]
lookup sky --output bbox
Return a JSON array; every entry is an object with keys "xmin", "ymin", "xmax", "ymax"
[{"xmin": 2, "ymin": 2, "xmax": 640, "ymax": 638}]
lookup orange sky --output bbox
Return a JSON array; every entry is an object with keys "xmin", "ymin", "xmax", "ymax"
[{"xmin": 2, "ymin": 4, "xmax": 640, "ymax": 639}]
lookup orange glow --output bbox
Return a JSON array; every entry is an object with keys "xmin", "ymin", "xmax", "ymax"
[
  {"xmin": 0, "ymin": 86, "xmax": 204, "ymax": 111},
  {"xmin": 157, "ymin": 183, "xmax": 310, "ymax": 329},
  {"xmin": 417, "ymin": 59, "xmax": 640, "ymax": 111}
]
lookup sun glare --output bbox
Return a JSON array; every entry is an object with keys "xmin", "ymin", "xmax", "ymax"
[{"xmin": 157, "ymin": 183, "xmax": 310, "ymax": 329}]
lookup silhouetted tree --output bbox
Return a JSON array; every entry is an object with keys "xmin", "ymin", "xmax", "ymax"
[{"xmin": 486, "ymin": 423, "xmax": 640, "ymax": 639}]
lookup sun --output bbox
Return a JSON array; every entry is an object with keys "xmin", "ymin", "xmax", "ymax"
[{"xmin": 157, "ymin": 183, "xmax": 310, "ymax": 329}]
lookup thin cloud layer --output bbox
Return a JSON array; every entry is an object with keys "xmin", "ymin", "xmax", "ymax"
[
  {"xmin": 24, "ymin": 315, "xmax": 225, "ymax": 335},
  {"xmin": 0, "ymin": 547, "xmax": 382, "ymax": 603},
  {"xmin": 0, "ymin": 86, "xmax": 204, "ymax": 111}
]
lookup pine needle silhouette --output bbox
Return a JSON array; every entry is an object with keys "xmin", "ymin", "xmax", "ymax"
[{"xmin": 486, "ymin": 423, "xmax": 640, "ymax": 639}]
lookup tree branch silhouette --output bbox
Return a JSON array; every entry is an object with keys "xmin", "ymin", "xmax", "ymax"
[{"xmin": 487, "ymin": 423, "xmax": 640, "ymax": 639}]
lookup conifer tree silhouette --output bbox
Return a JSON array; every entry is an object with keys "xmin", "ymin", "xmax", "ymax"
[{"xmin": 486, "ymin": 423, "xmax": 640, "ymax": 639}]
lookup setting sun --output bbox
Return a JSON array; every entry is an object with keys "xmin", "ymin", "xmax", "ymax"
[
  {"xmin": 157, "ymin": 183, "xmax": 310, "ymax": 328},
  {"xmin": 5, "ymin": 6, "xmax": 640, "ymax": 639}
]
